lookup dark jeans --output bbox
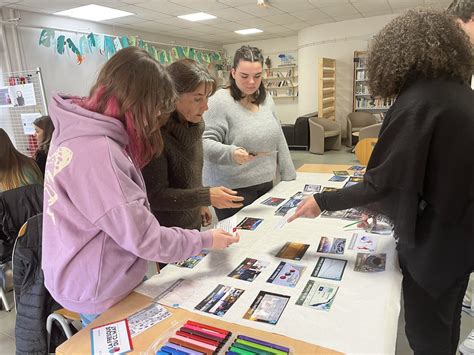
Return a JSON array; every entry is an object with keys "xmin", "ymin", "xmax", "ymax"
[
  {"xmin": 400, "ymin": 257, "xmax": 470, "ymax": 355},
  {"xmin": 215, "ymin": 181, "xmax": 273, "ymax": 221}
]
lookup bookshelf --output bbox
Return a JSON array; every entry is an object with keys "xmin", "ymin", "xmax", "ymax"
[
  {"xmin": 353, "ymin": 51, "xmax": 394, "ymax": 112},
  {"xmin": 263, "ymin": 64, "xmax": 298, "ymax": 99},
  {"xmin": 318, "ymin": 57, "xmax": 336, "ymax": 120}
]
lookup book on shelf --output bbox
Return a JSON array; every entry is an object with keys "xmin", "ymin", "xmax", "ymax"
[{"xmin": 356, "ymin": 97, "xmax": 394, "ymax": 109}]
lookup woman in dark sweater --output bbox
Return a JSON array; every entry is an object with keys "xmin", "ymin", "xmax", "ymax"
[
  {"xmin": 289, "ymin": 10, "xmax": 473, "ymax": 355},
  {"xmin": 143, "ymin": 59, "xmax": 244, "ymax": 231},
  {"xmin": 33, "ymin": 115, "xmax": 54, "ymax": 176}
]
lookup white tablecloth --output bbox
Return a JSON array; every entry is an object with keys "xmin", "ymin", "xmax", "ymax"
[{"xmin": 136, "ymin": 172, "xmax": 402, "ymax": 354}]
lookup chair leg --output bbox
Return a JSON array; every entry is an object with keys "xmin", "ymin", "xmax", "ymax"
[
  {"xmin": 46, "ymin": 313, "xmax": 74, "ymax": 353},
  {"xmin": 0, "ymin": 287, "xmax": 12, "ymax": 312}
]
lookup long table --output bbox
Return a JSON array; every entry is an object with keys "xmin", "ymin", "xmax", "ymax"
[{"xmin": 56, "ymin": 164, "xmax": 402, "ymax": 354}]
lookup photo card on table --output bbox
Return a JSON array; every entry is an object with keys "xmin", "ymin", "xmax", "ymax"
[
  {"xmin": 311, "ymin": 257, "xmax": 347, "ymax": 281},
  {"xmin": 243, "ymin": 291, "xmax": 290, "ymax": 325},
  {"xmin": 275, "ymin": 242, "xmax": 310, "ymax": 261},
  {"xmin": 317, "ymin": 236, "xmax": 346, "ymax": 255},
  {"xmin": 236, "ymin": 217, "xmax": 264, "ymax": 231},
  {"xmin": 266, "ymin": 261, "xmax": 306, "ymax": 288},
  {"xmin": 195, "ymin": 284, "xmax": 245, "ymax": 317},
  {"xmin": 228, "ymin": 258, "xmax": 269, "ymax": 282},
  {"xmin": 296, "ymin": 280, "xmax": 339, "ymax": 312}
]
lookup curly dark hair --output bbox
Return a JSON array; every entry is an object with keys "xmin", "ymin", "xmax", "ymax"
[
  {"xmin": 447, "ymin": 0, "xmax": 474, "ymax": 22},
  {"xmin": 367, "ymin": 9, "xmax": 472, "ymax": 99}
]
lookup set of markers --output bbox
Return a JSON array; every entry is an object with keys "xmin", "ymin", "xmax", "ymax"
[
  {"xmin": 155, "ymin": 320, "xmax": 231, "ymax": 355},
  {"xmin": 226, "ymin": 335, "xmax": 290, "ymax": 355}
]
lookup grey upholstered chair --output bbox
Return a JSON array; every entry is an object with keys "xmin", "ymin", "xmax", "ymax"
[
  {"xmin": 346, "ymin": 112, "xmax": 378, "ymax": 146},
  {"xmin": 308, "ymin": 117, "xmax": 341, "ymax": 155},
  {"xmin": 359, "ymin": 123, "xmax": 382, "ymax": 141}
]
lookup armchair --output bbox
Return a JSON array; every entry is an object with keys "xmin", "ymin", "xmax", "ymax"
[
  {"xmin": 281, "ymin": 112, "xmax": 317, "ymax": 150},
  {"xmin": 308, "ymin": 117, "xmax": 341, "ymax": 154},
  {"xmin": 359, "ymin": 123, "xmax": 382, "ymax": 141},
  {"xmin": 346, "ymin": 112, "xmax": 378, "ymax": 146}
]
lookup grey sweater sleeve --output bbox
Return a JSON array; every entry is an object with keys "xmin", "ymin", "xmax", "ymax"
[{"xmin": 202, "ymin": 99, "xmax": 240, "ymax": 166}]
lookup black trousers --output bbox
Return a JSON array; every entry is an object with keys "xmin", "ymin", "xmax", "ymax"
[
  {"xmin": 214, "ymin": 181, "xmax": 273, "ymax": 221},
  {"xmin": 400, "ymin": 257, "xmax": 470, "ymax": 355}
]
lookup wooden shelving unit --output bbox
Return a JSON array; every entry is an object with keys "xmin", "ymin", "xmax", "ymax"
[
  {"xmin": 263, "ymin": 64, "xmax": 298, "ymax": 99},
  {"xmin": 353, "ymin": 51, "xmax": 393, "ymax": 112},
  {"xmin": 318, "ymin": 57, "xmax": 336, "ymax": 120}
]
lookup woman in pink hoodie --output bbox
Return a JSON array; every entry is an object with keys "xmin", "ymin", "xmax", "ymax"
[{"xmin": 42, "ymin": 47, "xmax": 239, "ymax": 325}]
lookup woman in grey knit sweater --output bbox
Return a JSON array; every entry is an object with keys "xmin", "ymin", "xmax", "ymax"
[
  {"xmin": 143, "ymin": 59, "xmax": 244, "ymax": 232},
  {"xmin": 203, "ymin": 46, "xmax": 296, "ymax": 221}
]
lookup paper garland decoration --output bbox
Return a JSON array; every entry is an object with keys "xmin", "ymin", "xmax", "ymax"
[{"xmin": 38, "ymin": 28, "xmax": 223, "ymax": 67}]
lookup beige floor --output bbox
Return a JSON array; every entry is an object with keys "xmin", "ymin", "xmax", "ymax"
[{"xmin": 1, "ymin": 149, "xmax": 472, "ymax": 354}]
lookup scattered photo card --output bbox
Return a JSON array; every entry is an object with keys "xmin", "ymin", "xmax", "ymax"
[
  {"xmin": 0, "ymin": 86, "xmax": 13, "ymax": 107},
  {"xmin": 317, "ymin": 236, "xmax": 346, "ymax": 255},
  {"xmin": 296, "ymin": 280, "xmax": 339, "ymax": 312},
  {"xmin": 173, "ymin": 250, "xmax": 209, "ymax": 268},
  {"xmin": 322, "ymin": 187, "xmax": 341, "ymax": 193},
  {"xmin": 320, "ymin": 210, "xmax": 346, "ymax": 218},
  {"xmin": 353, "ymin": 170, "xmax": 365, "ymax": 177},
  {"xmin": 243, "ymin": 291, "xmax": 290, "ymax": 325},
  {"xmin": 8, "ymin": 83, "xmax": 36, "ymax": 107},
  {"xmin": 354, "ymin": 253, "xmax": 386, "ymax": 272},
  {"xmin": 228, "ymin": 258, "xmax": 269, "ymax": 282},
  {"xmin": 236, "ymin": 217, "xmax": 264, "ymax": 231},
  {"xmin": 304, "ymin": 184, "xmax": 322, "ymax": 193},
  {"xmin": 342, "ymin": 208, "xmax": 364, "ymax": 221},
  {"xmin": 261, "ymin": 197, "xmax": 286, "ymax": 206},
  {"xmin": 312, "ymin": 257, "xmax": 347, "ymax": 281},
  {"xmin": 329, "ymin": 175, "xmax": 347, "ymax": 182},
  {"xmin": 333, "ymin": 170, "xmax": 349, "ymax": 176},
  {"xmin": 290, "ymin": 191, "xmax": 306, "ymax": 199},
  {"xmin": 266, "ymin": 261, "xmax": 306, "ymax": 288},
  {"xmin": 349, "ymin": 176, "xmax": 363, "ymax": 183},
  {"xmin": 275, "ymin": 198, "xmax": 302, "ymax": 216},
  {"xmin": 348, "ymin": 165, "xmax": 365, "ymax": 171},
  {"xmin": 275, "ymin": 242, "xmax": 309, "ymax": 261},
  {"xmin": 195, "ymin": 284, "xmax": 245, "ymax": 317},
  {"xmin": 349, "ymin": 233, "xmax": 378, "ymax": 252}
]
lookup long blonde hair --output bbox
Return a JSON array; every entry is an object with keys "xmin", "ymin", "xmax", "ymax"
[
  {"xmin": 0, "ymin": 129, "xmax": 42, "ymax": 191},
  {"xmin": 78, "ymin": 47, "xmax": 176, "ymax": 168}
]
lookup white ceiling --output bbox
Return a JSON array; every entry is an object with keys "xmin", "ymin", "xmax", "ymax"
[{"xmin": 1, "ymin": 0, "xmax": 453, "ymax": 45}]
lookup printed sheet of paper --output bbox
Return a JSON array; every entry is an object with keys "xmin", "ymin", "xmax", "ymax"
[
  {"xmin": 349, "ymin": 233, "xmax": 378, "ymax": 252},
  {"xmin": 91, "ymin": 319, "xmax": 133, "ymax": 354},
  {"xmin": 317, "ymin": 236, "xmax": 346, "ymax": 255},
  {"xmin": 312, "ymin": 257, "xmax": 347, "ymax": 281},
  {"xmin": 127, "ymin": 303, "xmax": 171, "ymax": 338},
  {"xmin": 195, "ymin": 284, "xmax": 245, "ymax": 317},
  {"xmin": 275, "ymin": 241, "xmax": 309, "ymax": 261},
  {"xmin": 266, "ymin": 261, "xmax": 306, "ymax": 288},
  {"xmin": 173, "ymin": 250, "xmax": 209, "ymax": 268},
  {"xmin": 243, "ymin": 291, "xmax": 290, "ymax": 325},
  {"xmin": 354, "ymin": 253, "xmax": 386, "ymax": 272},
  {"xmin": 296, "ymin": 280, "xmax": 339, "ymax": 311},
  {"xmin": 228, "ymin": 258, "xmax": 269, "ymax": 282}
]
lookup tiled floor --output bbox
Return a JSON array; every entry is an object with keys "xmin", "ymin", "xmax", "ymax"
[{"xmin": 1, "ymin": 149, "xmax": 472, "ymax": 354}]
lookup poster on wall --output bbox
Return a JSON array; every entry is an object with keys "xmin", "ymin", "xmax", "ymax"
[
  {"xmin": 20, "ymin": 112, "xmax": 42, "ymax": 135},
  {"xmin": 8, "ymin": 83, "xmax": 37, "ymax": 107},
  {"xmin": 0, "ymin": 86, "xmax": 13, "ymax": 107}
]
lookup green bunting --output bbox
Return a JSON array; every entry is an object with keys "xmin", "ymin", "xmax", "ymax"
[{"xmin": 38, "ymin": 28, "xmax": 223, "ymax": 67}]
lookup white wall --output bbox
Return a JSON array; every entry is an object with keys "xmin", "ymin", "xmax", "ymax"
[
  {"xmin": 298, "ymin": 14, "xmax": 397, "ymax": 135},
  {"xmin": 2, "ymin": 8, "xmax": 221, "ymax": 102},
  {"xmin": 224, "ymin": 36, "xmax": 298, "ymax": 124}
]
